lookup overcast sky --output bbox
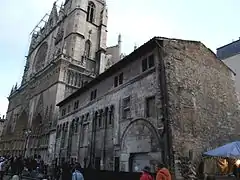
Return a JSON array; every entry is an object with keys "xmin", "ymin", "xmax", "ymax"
[{"xmin": 0, "ymin": 0, "xmax": 239, "ymax": 116}]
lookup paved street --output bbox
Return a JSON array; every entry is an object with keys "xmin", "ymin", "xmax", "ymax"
[{"xmin": 3, "ymin": 175, "xmax": 37, "ymax": 180}]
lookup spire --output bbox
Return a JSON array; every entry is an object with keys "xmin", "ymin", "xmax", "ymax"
[
  {"xmin": 10, "ymin": 86, "xmax": 14, "ymax": 94},
  {"xmin": 14, "ymin": 83, "xmax": 18, "ymax": 91},
  {"xmin": 118, "ymin": 34, "xmax": 122, "ymax": 45},
  {"xmin": 134, "ymin": 43, "xmax": 137, "ymax": 50},
  {"xmin": 59, "ymin": 3, "xmax": 65, "ymax": 20},
  {"xmin": 47, "ymin": 2, "xmax": 59, "ymax": 27}
]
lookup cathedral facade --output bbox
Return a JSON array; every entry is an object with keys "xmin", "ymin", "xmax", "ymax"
[{"xmin": 0, "ymin": 0, "xmax": 120, "ymax": 163}]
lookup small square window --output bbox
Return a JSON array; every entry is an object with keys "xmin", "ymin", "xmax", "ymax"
[
  {"xmin": 114, "ymin": 76, "xmax": 118, "ymax": 87},
  {"xmin": 74, "ymin": 100, "xmax": 79, "ymax": 110},
  {"xmin": 94, "ymin": 90, "xmax": 97, "ymax": 99},
  {"xmin": 119, "ymin": 73, "xmax": 123, "ymax": 85},
  {"xmin": 142, "ymin": 58, "xmax": 148, "ymax": 72},
  {"xmin": 68, "ymin": 105, "xmax": 71, "ymax": 113},
  {"xmin": 90, "ymin": 89, "xmax": 97, "ymax": 101},
  {"xmin": 62, "ymin": 108, "xmax": 66, "ymax": 116},
  {"xmin": 148, "ymin": 55, "xmax": 155, "ymax": 68}
]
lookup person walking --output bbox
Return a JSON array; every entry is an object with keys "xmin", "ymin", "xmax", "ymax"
[
  {"xmin": 155, "ymin": 163, "xmax": 172, "ymax": 180},
  {"xmin": 0, "ymin": 157, "xmax": 6, "ymax": 180},
  {"xmin": 72, "ymin": 164, "xmax": 84, "ymax": 180},
  {"xmin": 140, "ymin": 166, "xmax": 153, "ymax": 180}
]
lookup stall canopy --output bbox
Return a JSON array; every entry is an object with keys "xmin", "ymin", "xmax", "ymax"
[{"xmin": 204, "ymin": 141, "xmax": 240, "ymax": 158}]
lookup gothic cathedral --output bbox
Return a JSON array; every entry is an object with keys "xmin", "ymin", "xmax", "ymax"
[{"xmin": 0, "ymin": 0, "xmax": 121, "ymax": 163}]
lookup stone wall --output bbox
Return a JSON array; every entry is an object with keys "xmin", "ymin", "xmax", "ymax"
[
  {"xmin": 164, "ymin": 40, "xmax": 240, "ymax": 160},
  {"xmin": 57, "ymin": 49, "xmax": 163, "ymax": 171}
]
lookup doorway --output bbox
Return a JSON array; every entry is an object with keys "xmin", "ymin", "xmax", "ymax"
[{"xmin": 129, "ymin": 153, "xmax": 150, "ymax": 172}]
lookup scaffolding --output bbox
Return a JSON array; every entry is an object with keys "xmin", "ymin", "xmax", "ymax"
[{"xmin": 29, "ymin": 0, "xmax": 64, "ymax": 36}]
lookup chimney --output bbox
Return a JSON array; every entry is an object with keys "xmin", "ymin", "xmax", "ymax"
[{"xmin": 3, "ymin": 115, "xmax": 5, "ymax": 119}]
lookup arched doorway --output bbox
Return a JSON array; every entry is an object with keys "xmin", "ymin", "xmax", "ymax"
[
  {"xmin": 13, "ymin": 111, "xmax": 29, "ymax": 155},
  {"xmin": 30, "ymin": 113, "xmax": 43, "ymax": 156},
  {"xmin": 119, "ymin": 118, "xmax": 163, "ymax": 172}
]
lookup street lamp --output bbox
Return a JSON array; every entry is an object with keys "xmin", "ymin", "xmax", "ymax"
[{"xmin": 23, "ymin": 129, "xmax": 32, "ymax": 158}]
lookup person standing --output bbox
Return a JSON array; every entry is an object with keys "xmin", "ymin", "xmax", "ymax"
[
  {"xmin": 0, "ymin": 158, "xmax": 6, "ymax": 180},
  {"xmin": 72, "ymin": 164, "xmax": 84, "ymax": 180},
  {"xmin": 155, "ymin": 163, "xmax": 172, "ymax": 180},
  {"xmin": 140, "ymin": 166, "xmax": 153, "ymax": 180}
]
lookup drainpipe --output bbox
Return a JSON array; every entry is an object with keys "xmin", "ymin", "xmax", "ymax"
[
  {"xmin": 155, "ymin": 40, "xmax": 175, "ymax": 172},
  {"xmin": 102, "ymin": 109, "xmax": 108, "ymax": 169},
  {"xmin": 89, "ymin": 112, "xmax": 97, "ymax": 168},
  {"xmin": 67, "ymin": 122, "xmax": 73, "ymax": 162}
]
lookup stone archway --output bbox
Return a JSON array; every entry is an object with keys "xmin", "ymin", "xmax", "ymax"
[{"xmin": 119, "ymin": 118, "xmax": 163, "ymax": 172}]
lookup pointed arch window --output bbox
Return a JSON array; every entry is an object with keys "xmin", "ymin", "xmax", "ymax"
[
  {"xmin": 87, "ymin": 2, "xmax": 95, "ymax": 23},
  {"xmin": 85, "ymin": 40, "xmax": 91, "ymax": 58}
]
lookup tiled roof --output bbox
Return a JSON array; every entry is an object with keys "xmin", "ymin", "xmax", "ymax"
[{"xmin": 217, "ymin": 39, "xmax": 240, "ymax": 60}]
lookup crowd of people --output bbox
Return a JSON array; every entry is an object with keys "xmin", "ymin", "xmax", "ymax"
[
  {"xmin": 0, "ymin": 155, "xmax": 84, "ymax": 180},
  {"xmin": 0, "ymin": 154, "xmax": 172, "ymax": 180}
]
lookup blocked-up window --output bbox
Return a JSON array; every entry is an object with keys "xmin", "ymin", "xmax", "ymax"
[
  {"xmin": 146, "ymin": 96, "xmax": 156, "ymax": 118},
  {"xmin": 82, "ymin": 124, "xmax": 88, "ymax": 147}
]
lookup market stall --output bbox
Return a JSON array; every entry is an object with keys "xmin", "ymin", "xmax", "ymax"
[{"xmin": 203, "ymin": 141, "xmax": 240, "ymax": 178}]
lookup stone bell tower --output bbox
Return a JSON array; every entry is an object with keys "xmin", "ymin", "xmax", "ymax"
[{"xmin": 62, "ymin": 0, "xmax": 108, "ymax": 74}]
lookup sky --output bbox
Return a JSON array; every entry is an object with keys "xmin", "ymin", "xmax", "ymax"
[{"xmin": 0, "ymin": 0, "xmax": 239, "ymax": 116}]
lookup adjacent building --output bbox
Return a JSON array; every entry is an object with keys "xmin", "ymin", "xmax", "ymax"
[
  {"xmin": 56, "ymin": 37, "xmax": 240, "ymax": 173},
  {"xmin": 0, "ymin": 0, "xmax": 121, "ymax": 163},
  {"xmin": 217, "ymin": 39, "xmax": 240, "ymax": 98}
]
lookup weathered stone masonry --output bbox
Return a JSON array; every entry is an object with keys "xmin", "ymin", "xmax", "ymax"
[
  {"xmin": 56, "ymin": 37, "xmax": 240, "ymax": 173},
  {"xmin": 164, "ymin": 39, "xmax": 240, "ymax": 162}
]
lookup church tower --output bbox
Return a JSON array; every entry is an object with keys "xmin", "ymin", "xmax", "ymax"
[
  {"xmin": 61, "ymin": 0, "xmax": 108, "ymax": 72},
  {"xmin": 2, "ymin": 0, "xmax": 110, "ymax": 163},
  {"xmin": 22, "ymin": 0, "xmax": 108, "ymax": 85}
]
